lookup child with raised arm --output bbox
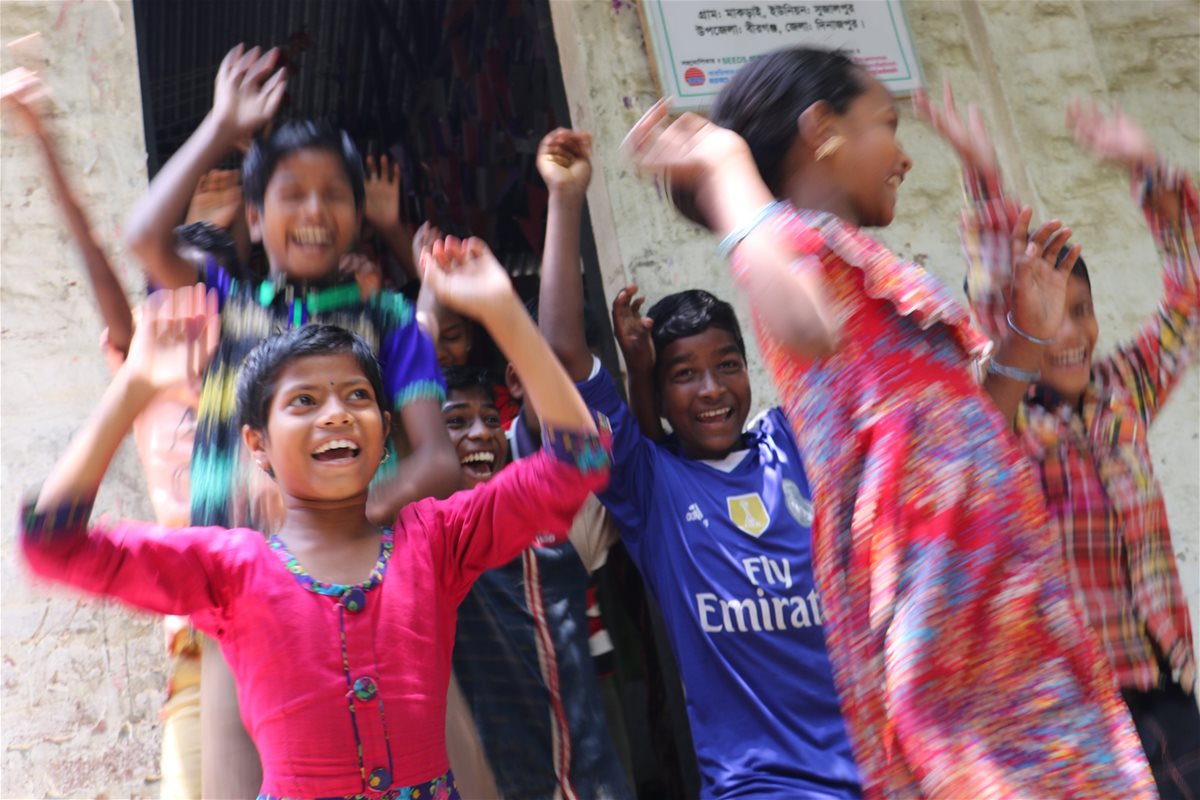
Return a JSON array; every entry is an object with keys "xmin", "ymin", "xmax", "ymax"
[
  {"xmin": 3, "ymin": 67, "xmax": 206, "ymax": 798},
  {"xmin": 21, "ymin": 239, "xmax": 611, "ymax": 799},
  {"xmin": 122, "ymin": 44, "xmax": 460, "ymax": 793},
  {"xmin": 625, "ymin": 46, "xmax": 1154, "ymax": 797},
  {"xmin": 916, "ymin": 83, "xmax": 1200, "ymax": 798},
  {"xmin": 539, "ymin": 129, "xmax": 860, "ymax": 799}
]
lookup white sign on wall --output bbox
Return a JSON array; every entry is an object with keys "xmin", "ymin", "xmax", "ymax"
[{"xmin": 638, "ymin": 0, "xmax": 922, "ymax": 112}]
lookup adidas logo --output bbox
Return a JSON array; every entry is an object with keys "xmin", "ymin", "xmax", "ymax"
[{"xmin": 686, "ymin": 503, "xmax": 705, "ymax": 523}]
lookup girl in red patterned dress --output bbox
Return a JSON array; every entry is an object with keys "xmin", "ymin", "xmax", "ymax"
[{"xmin": 624, "ymin": 47, "xmax": 1153, "ymax": 798}]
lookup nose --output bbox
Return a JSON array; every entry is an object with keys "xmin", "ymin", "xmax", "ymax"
[
  {"xmin": 319, "ymin": 396, "xmax": 353, "ymax": 427},
  {"xmin": 303, "ymin": 190, "xmax": 325, "ymax": 217},
  {"xmin": 697, "ymin": 369, "xmax": 724, "ymax": 400},
  {"xmin": 896, "ymin": 142, "xmax": 913, "ymax": 176},
  {"xmin": 466, "ymin": 416, "xmax": 491, "ymax": 440}
]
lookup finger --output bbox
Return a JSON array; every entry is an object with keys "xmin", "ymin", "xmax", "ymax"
[
  {"xmin": 1057, "ymin": 242, "xmax": 1083, "ymax": 273},
  {"xmin": 245, "ymin": 47, "xmax": 280, "ymax": 87},
  {"xmin": 390, "ymin": 160, "xmax": 401, "ymax": 184},
  {"xmin": 1010, "ymin": 205, "xmax": 1033, "ymax": 261},
  {"xmin": 1030, "ymin": 218, "xmax": 1062, "ymax": 251},
  {"xmin": 233, "ymin": 46, "xmax": 261, "ymax": 83},
  {"xmin": 366, "ymin": 154, "xmax": 377, "ymax": 179},
  {"xmin": 261, "ymin": 71, "xmax": 287, "ymax": 117},
  {"xmin": 218, "ymin": 44, "xmax": 245, "ymax": 82},
  {"xmin": 631, "ymin": 296, "xmax": 646, "ymax": 315},
  {"xmin": 1044, "ymin": 226, "xmax": 1073, "ymax": 259}
]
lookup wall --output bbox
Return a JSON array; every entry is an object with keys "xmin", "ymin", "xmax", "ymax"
[
  {"xmin": 551, "ymin": 0, "xmax": 1199, "ymax": 657},
  {"xmin": 0, "ymin": 0, "xmax": 1196, "ymax": 796},
  {"xmin": 1, "ymin": 2, "xmax": 165, "ymax": 797}
]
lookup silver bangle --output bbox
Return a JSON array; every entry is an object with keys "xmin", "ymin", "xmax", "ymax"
[
  {"xmin": 716, "ymin": 200, "xmax": 787, "ymax": 259},
  {"xmin": 987, "ymin": 359, "xmax": 1040, "ymax": 383},
  {"xmin": 1006, "ymin": 310, "xmax": 1053, "ymax": 346}
]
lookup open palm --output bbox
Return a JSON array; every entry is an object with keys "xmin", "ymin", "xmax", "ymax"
[
  {"xmin": 421, "ymin": 237, "xmax": 514, "ymax": 321},
  {"xmin": 1007, "ymin": 208, "xmax": 1080, "ymax": 341},
  {"xmin": 125, "ymin": 284, "xmax": 220, "ymax": 396}
]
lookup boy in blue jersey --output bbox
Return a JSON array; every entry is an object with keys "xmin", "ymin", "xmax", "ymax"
[{"xmin": 537, "ymin": 128, "xmax": 861, "ymax": 799}]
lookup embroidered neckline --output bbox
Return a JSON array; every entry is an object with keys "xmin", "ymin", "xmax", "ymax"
[{"xmin": 267, "ymin": 529, "xmax": 395, "ymax": 597}]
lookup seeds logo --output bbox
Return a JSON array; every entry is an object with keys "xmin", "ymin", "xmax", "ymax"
[{"xmin": 683, "ymin": 66, "xmax": 706, "ymax": 87}]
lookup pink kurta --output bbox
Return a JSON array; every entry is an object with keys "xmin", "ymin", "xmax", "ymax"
[{"xmin": 22, "ymin": 449, "xmax": 609, "ymax": 798}]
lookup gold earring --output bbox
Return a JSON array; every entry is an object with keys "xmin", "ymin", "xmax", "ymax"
[{"xmin": 815, "ymin": 135, "xmax": 846, "ymax": 162}]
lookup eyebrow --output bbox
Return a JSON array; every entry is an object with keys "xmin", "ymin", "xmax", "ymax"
[
  {"xmin": 441, "ymin": 401, "xmax": 499, "ymax": 413},
  {"xmin": 286, "ymin": 379, "xmax": 370, "ymax": 392}
]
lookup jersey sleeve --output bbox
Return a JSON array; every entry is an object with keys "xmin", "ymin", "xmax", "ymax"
[
  {"xmin": 374, "ymin": 292, "xmax": 446, "ymax": 410},
  {"xmin": 20, "ymin": 497, "xmax": 249, "ymax": 618},
  {"xmin": 576, "ymin": 362, "xmax": 658, "ymax": 544},
  {"xmin": 419, "ymin": 418, "xmax": 612, "ymax": 601}
]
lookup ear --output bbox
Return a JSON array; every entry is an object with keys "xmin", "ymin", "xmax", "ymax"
[
  {"xmin": 504, "ymin": 363, "xmax": 525, "ymax": 402},
  {"xmin": 381, "ymin": 410, "xmax": 392, "ymax": 441},
  {"xmin": 242, "ymin": 424, "xmax": 271, "ymax": 473},
  {"xmin": 245, "ymin": 202, "xmax": 264, "ymax": 244},
  {"xmin": 797, "ymin": 100, "xmax": 841, "ymax": 154}
]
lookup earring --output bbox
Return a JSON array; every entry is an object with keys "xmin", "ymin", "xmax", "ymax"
[
  {"xmin": 815, "ymin": 135, "xmax": 846, "ymax": 162},
  {"xmin": 381, "ymin": 450, "xmax": 391, "ymax": 464}
]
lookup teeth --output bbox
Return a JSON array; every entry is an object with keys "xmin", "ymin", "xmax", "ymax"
[
  {"xmin": 313, "ymin": 439, "xmax": 358, "ymax": 455},
  {"xmin": 461, "ymin": 452, "xmax": 495, "ymax": 465},
  {"xmin": 886, "ymin": 176, "xmax": 902, "ymax": 188},
  {"xmin": 292, "ymin": 227, "xmax": 332, "ymax": 246},
  {"xmin": 697, "ymin": 407, "xmax": 731, "ymax": 421},
  {"xmin": 1049, "ymin": 348, "xmax": 1087, "ymax": 367}
]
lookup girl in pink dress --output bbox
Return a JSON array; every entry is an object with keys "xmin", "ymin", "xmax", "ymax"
[{"xmin": 624, "ymin": 47, "xmax": 1153, "ymax": 798}]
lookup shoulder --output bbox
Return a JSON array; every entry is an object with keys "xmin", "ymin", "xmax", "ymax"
[{"xmin": 369, "ymin": 289, "xmax": 417, "ymax": 329}]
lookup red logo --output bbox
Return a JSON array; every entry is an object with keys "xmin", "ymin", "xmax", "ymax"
[{"xmin": 684, "ymin": 67, "xmax": 706, "ymax": 87}]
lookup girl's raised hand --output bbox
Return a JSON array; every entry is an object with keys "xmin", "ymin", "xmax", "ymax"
[
  {"xmin": 421, "ymin": 237, "xmax": 514, "ymax": 324},
  {"xmin": 211, "ymin": 44, "xmax": 287, "ymax": 142},
  {"xmin": 612, "ymin": 284, "xmax": 656, "ymax": 374},
  {"xmin": 1066, "ymin": 97, "xmax": 1155, "ymax": 171},
  {"xmin": 537, "ymin": 128, "xmax": 593, "ymax": 196},
  {"xmin": 623, "ymin": 99, "xmax": 752, "ymax": 198},
  {"xmin": 125, "ymin": 283, "xmax": 220, "ymax": 397},
  {"xmin": 1008, "ymin": 206, "xmax": 1080, "ymax": 342},
  {"xmin": 364, "ymin": 154, "xmax": 402, "ymax": 232},
  {"xmin": 912, "ymin": 79, "xmax": 999, "ymax": 179}
]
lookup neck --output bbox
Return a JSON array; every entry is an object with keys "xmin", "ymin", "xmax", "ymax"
[
  {"xmin": 783, "ymin": 169, "xmax": 860, "ymax": 227},
  {"xmin": 276, "ymin": 494, "xmax": 376, "ymax": 548}
]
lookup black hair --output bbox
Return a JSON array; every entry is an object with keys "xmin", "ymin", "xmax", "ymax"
[
  {"xmin": 174, "ymin": 221, "xmax": 238, "ymax": 271},
  {"xmin": 442, "ymin": 364, "xmax": 495, "ymax": 403},
  {"xmin": 242, "ymin": 120, "xmax": 366, "ymax": 210},
  {"xmin": 710, "ymin": 47, "xmax": 867, "ymax": 195},
  {"xmin": 237, "ymin": 324, "xmax": 387, "ymax": 432},
  {"xmin": 646, "ymin": 290, "xmax": 746, "ymax": 373},
  {"xmin": 1058, "ymin": 246, "xmax": 1090, "ymax": 288}
]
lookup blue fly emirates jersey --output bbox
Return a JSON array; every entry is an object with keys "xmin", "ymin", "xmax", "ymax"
[{"xmin": 578, "ymin": 360, "xmax": 860, "ymax": 799}]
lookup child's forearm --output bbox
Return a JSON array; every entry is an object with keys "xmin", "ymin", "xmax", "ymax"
[
  {"xmin": 538, "ymin": 190, "xmax": 594, "ymax": 382},
  {"xmin": 486, "ymin": 295, "xmax": 597, "ymax": 433},
  {"xmin": 33, "ymin": 128, "xmax": 134, "ymax": 351},
  {"xmin": 982, "ymin": 334, "xmax": 1045, "ymax": 425},
  {"xmin": 706, "ymin": 158, "xmax": 839, "ymax": 357},
  {"xmin": 625, "ymin": 362, "xmax": 666, "ymax": 441},
  {"xmin": 125, "ymin": 115, "xmax": 237, "ymax": 289},
  {"xmin": 36, "ymin": 369, "xmax": 157, "ymax": 513}
]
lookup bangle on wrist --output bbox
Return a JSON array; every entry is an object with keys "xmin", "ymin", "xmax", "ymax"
[
  {"xmin": 987, "ymin": 359, "xmax": 1040, "ymax": 383},
  {"xmin": 1006, "ymin": 310, "xmax": 1053, "ymax": 346},
  {"xmin": 716, "ymin": 200, "xmax": 787, "ymax": 259}
]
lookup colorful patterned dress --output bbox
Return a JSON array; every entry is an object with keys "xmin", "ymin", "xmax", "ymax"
[{"xmin": 734, "ymin": 208, "xmax": 1154, "ymax": 798}]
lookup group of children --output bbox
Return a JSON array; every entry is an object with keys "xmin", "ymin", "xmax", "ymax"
[{"xmin": 6, "ymin": 38, "xmax": 1198, "ymax": 800}]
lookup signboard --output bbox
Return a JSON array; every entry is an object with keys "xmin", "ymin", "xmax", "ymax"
[{"xmin": 638, "ymin": 1, "xmax": 922, "ymax": 111}]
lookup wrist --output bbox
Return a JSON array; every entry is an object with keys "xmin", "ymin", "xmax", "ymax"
[
  {"xmin": 549, "ymin": 185, "xmax": 588, "ymax": 206},
  {"xmin": 200, "ymin": 113, "xmax": 243, "ymax": 152},
  {"xmin": 699, "ymin": 150, "xmax": 774, "ymax": 236},
  {"xmin": 114, "ymin": 368, "xmax": 164, "ymax": 409},
  {"xmin": 476, "ymin": 290, "xmax": 525, "ymax": 332}
]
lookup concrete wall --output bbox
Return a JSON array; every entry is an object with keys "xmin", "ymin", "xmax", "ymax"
[
  {"xmin": 551, "ymin": 0, "xmax": 1199, "ymax": 656},
  {"xmin": 0, "ymin": 0, "xmax": 1196, "ymax": 796},
  {"xmin": 1, "ymin": 2, "xmax": 165, "ymax": 797}
]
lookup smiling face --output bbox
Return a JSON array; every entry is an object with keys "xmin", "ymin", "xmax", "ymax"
[
  {"xmin": 443, "ymin": 385, "xmax": 509, "ymax": 488},
  {"xmin": 247, "ymin": 149, "xmax": 361, "ymax": 281},
  {"xmin": 435, "ymin": 306, "xmax": 474, "ymax": 368},
  {"xmin": 826, "ymin": 73, "xmax": 912, "ymax": 227},
  {"xmin": 1038, "ymin": 274, "xmax": 1099, "ymax": 406},
  {"xmin": 243, "ymin": 353, "xmax": 389, "ymax": 504},
  {"xmin": 657, "ymin": 326, "xmax": 752, "ymax": 461}
]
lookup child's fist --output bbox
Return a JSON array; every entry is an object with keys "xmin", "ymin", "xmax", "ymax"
[{"xmin": 537, "ymin": 128, "xmax": 593, "ymax": 196}]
